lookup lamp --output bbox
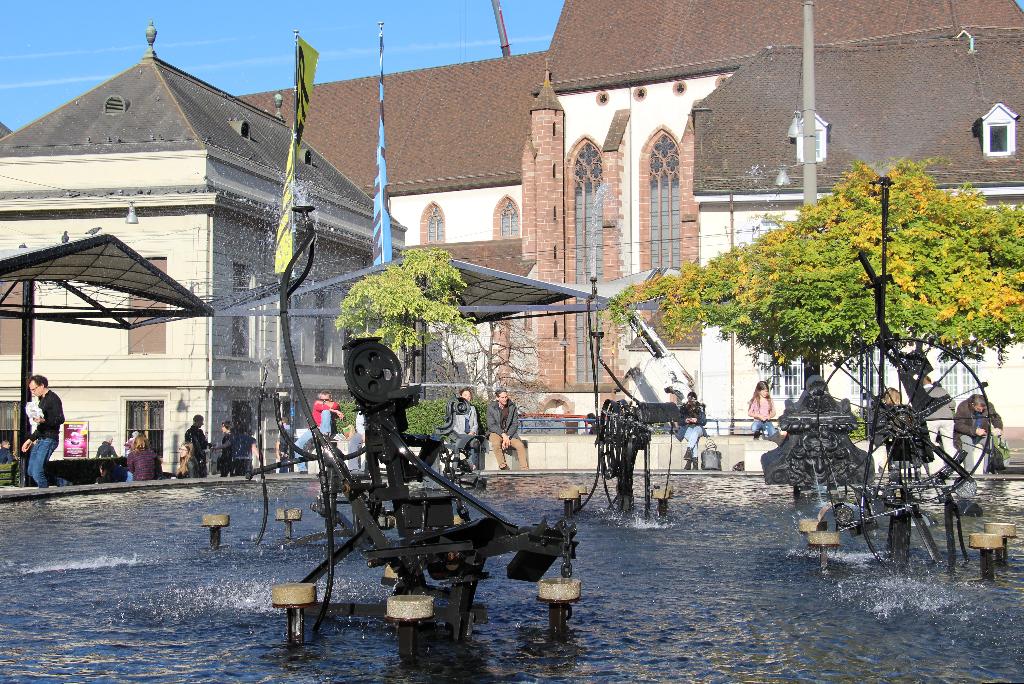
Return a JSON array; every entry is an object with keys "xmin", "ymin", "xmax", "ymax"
[
  {"xmin": 774, "ymin": 165, "xmax": 791, "ymax": 187},
  {"xmin": 787, "ymin": 111, "xmax": 802, "ymax": 140},
  {"xmin": 125, "ymin": 202, "xmax": 139, "ymax": 224}
]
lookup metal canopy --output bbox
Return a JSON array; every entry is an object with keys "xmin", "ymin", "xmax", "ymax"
[
  {"xmin": 216, "ymin": 258, "xmax": 604, "ymax": 323},
  {"xmin": 0, "ymin": 234, "xmax": 213, "ymax": 329}
]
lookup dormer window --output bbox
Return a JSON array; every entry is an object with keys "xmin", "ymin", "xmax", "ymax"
[
  {"xmin": 981, "ymin": 103, "xmax": 1018, "ymax": 157},
  {"xmin": 791, "ymin": 113, "xmax": 829, "ymax": 163},
  {"xmin": 228, "ymin": 118, "xmax": 250, "ymax": 139}
]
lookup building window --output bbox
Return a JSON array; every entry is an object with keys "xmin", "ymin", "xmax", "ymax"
[
  {"xmin": 935, "ymin": 357, "xmax": 982, "ymax": 404},
  {"xmin": 128, "ymin": 257, "xmax": 167, "ymax": 354},
  {"xmin": 0, "ymin": 282, "xmax": 23, "ymax": 355},
  {"xmin": 573, "ymin": 142, "xmax": 604, "ymax": 283},
  {"xmin": 231, "ymin": 399, "xmax": 254, "ymax": 434},
  {"xmin": 981, "ymin": 103, "xmax": 1018, "ymax": 157},
  {"xmin": 760, "ymin": 356, "xmax": 805, "ymax": 401},
  {"xmin": 793, "ymin": 114, "xmax": 828, "ymax": 163},
  {"xmin": 313, "ymin": 291, "xmax": 328, "ymax": 364},
  {"xmin": 500, "ymin": 199, "xmax": 520, "ymax": 238},
  {"xmin": 427, "ymin": 204, "xmax": 444, "ymax": 243},
  {"xmin": 231, "ymin": 262, "xmax": 251, "ymax": 357},
  {"xmin": 649, "ymin": 133, "xmax": 681, "ymax": 268},
  {"xmin": 0, "ymin": 400, "xmax": 22, "ymax": 448},
  {"xmin": 126, "ymin": 400, "xmax": 164, "ymax": 457}
]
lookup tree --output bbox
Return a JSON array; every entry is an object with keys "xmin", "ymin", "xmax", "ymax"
[
  {"xmin": 611, "ymin": 160, "xmax": 1024, "ymax": 365},
  {"xmin": 336, "ymin": 249, "xmax": 474, "ymax": 360}
]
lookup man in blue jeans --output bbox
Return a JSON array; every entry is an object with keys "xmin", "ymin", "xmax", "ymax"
[{"xmin": 20, "ymin": 374, "xmax": 65, "ymax": 488}]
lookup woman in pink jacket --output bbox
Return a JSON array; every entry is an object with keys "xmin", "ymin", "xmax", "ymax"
[{"xmin": 748, "ymin": 381, "xmax": 779, "ymax": 439}]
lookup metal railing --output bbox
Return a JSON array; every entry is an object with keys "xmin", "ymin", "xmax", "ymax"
[{"xmin": 517, "ymin": 414, "xmax": 750, "ymax": 436}]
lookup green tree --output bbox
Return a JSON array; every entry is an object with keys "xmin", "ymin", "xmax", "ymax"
[
  {"xmin": 336, "ymin": 249, "xmax": 473, "ymax": 353},
  {"xmin": 611, "ymin": 160, "xmax": 1024, "ymax": 365}
]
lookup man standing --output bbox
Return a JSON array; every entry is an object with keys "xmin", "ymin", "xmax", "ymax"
[
  {"xmin": 211, "ymin": 421, "xmax": 233, "ymax": 477},
  {"xmin": 184, "ymin": 415, "xmax": 209, "ymax": 478},
  {"xmin": 230, "ymin": 424, "xmax": 258, "ymax": 477},
  {"xmin": 20, "ymin": 375, "xmax": 65, "ymax": 488},
  {"xmin": 486, "ymin": 389, "xmax": 529, "ymax": 471},
  {"xmin": 95, "ymin": 436, "xmax": 117, "ymax": 459}
]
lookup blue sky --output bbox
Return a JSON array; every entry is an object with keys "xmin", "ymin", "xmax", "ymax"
[
  {"xmin": 3, "ymin": 1, "xmax": 1024, "ymax": 131},
  {"xmin": 0, "ymin": 0, "xmax": 563, "ymax": 131}
]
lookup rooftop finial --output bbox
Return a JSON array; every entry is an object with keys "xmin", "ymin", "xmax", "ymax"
[
  {"xmin": 273, "ymin": 92, "xmax": 284, "ymax": 119},
  {"xmin": 544, "ymin": 57, "xmax": 552, "ymax": 85},
  {"xmin": 145, "ymin": 20, "xmax": 158, "ymax": 58}
]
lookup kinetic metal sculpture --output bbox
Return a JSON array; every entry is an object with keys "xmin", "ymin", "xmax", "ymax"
[
  {"xmin": 775, "ymin": 177, "xmax": 991, "ymax": 568},
  {"xmin": 252, "ymin": 207, "xmax": 577, "ymax": 640}
]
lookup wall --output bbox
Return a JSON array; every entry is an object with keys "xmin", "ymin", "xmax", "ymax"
[{"xmin": 391, "ymin": 185, "xmax": 523, "ymax": 247}]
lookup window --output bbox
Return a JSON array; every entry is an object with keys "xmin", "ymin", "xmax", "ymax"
[
  {"xmin": 0, "ymin": 400, "xmax": 22, "ymax": 448},
  {"xmin": 0, "ymin": 282, "xmax": 23, "ymax": 355},
  {"xmin": 427, "ymin": 205, "xmax": 444, "ymax": 243},
  {"xmin": 981, "ymin": 103, "xmax": 1018, "ymax": 157},
  {"xmin": 760, "ymin": 356, "xmax": 805, "ymax": 401},
  {"xmin": 231, "ymin": 400, "xmax": 254, "ymax": 434},
  {"xmin": 500, "ymin": 199, "xmax": 519, "ymax": 238},
  {"xmin": 128, "ymin": 257, "xmax": 167, "ymax": 354},
  {"xmin": 313, "ymin": 291, "xmax": 328, "ymax": 364},
  {"xmin": 573, "ymin": 142, "xmax": 604, "ymax": 282},
  {"xmin": 794, "ymin": 114, "xmax": 828, "ymax": 163},
  {"xmin": 738, "ymin": 217, "xmax": 781, "ymax": 246},
  {"xmin": 935, "ymin": 357, "xmax": 982, "ymax": 405},
  {"xmin": 126, "ymin": 400, "xmax": 164, "ymax": 457},
  {"xmin": 649, "ymin": 133, "xmax": 681, "ymax": 268},
  {"xmin": 231, "ymin": 262, "xmax": 251, "ymax": 357}
]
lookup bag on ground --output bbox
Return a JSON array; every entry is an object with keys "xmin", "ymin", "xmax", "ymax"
[{"xmin": 701, "ymin": 440, "xmax": 722, "ymax": 471}]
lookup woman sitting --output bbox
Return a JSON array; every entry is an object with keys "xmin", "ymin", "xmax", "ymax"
[
  {"xmin": 126, "ymin": 434, "xmax": 160, "ymax": 481},
  {"xmin": 176, "ymin": 443, "xmax": 196, "ymax": 479}
]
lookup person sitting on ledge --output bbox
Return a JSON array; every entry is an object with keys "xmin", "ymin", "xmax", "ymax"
[
  {"xmin": 96, "ymin": 460, "xmax": 131, "ymax": 484},
  {"xmin": 748, "ymin": 381, "xmax": 780, "ymax": 440},
  {"xmin": 487, "ymin": 389, "xmax": 529, "ymax": 471},
  {"xmin": 126, "ymin": 433, "xmax": 159, "ymax": 482}
]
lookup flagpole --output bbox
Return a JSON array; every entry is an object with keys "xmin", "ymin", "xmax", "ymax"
[{"xmin": 292, "ymin": 29, "xmax": 300, "ymax": 186}]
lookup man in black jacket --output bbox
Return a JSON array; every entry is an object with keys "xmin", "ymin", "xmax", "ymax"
[
  {"xmin": 20, "ymin": 374, "xmax": 65, "ymax": 488},
  {"xmin": 184, "ymin": 415, "xmax": 209, "ymax": 477},
  {"xmin": 486, "ymin": 389, "xmax": 529, "ymax": 470}
]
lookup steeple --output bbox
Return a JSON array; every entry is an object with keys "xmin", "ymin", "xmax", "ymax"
[{"xmin": 530, "ymin": 61, "xmax": 562, "ymax": 112}]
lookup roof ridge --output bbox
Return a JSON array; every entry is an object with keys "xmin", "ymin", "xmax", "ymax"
[
  {"xmin": 152, "ymin": 57, "xmax": 294, "ymax": 130},
  {"xmin": 245, "ymin": 50, "xmax": 548, "ymax": 98},
  {"xmin": 149, "ymin": 60, "xmax": 204, "ymax": 151}
]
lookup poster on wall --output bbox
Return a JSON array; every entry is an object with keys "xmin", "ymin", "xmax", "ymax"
[{"xmin": 63, "ymin": 421, "xmax": 89, "ymax": 458}]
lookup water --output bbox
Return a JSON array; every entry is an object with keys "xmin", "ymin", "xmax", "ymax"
[{"xmin": 1, "ymin": 476, "xmax": 1023, "ymax": 682}]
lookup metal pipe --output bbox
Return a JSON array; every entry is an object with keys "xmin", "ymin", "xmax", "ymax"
[
  {"xmin": 19, "ymin": 281, "xmax": 34, "ymax": 487},
  {"xmin": 980, "ymin": 549, "xmax": 995, "ymax": 580},
  {"xmin": 490, "ymin": 0, "xmax": 511, "ymax": 57},
  {"xmin": 286, "ymin": 607, "xmax": 305, "ymax": 646},
  {"xmin": 802, "ymin": 0, "xmax": 817, "ymax": 205},
  {"xmin": 548, "ymin": 602, "xmax": 571, "ymax": 638}
]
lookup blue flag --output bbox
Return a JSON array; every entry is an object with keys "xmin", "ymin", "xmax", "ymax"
[{"xmin": 373, "ymin": 23, "xmax": 393, "ymax": 265}]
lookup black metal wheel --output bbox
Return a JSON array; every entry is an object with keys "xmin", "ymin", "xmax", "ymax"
[
  {"xmin": 344, "ymin": 340, "xmax": 403, "ymax": 404},
  {"xmin": 821, "ymin": 337, "xmax": 991, "ymax": 563}
]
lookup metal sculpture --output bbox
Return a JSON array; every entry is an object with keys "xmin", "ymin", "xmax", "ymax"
[
  {"xmin": 251, "ymin": 207, "xmax": 576, "ymax": 641},
  {"xmin": 799, "ymin": 177, "xmax": 991, "ymax": 568},
  {"xmin": 761, "ymin": 376, "xmax": 868, "ymax": 492}
]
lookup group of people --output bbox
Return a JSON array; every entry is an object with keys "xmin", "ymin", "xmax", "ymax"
[
  {"xmin": 448, "ymin": 387, "xmax": 529, "ymax": 470},
  {"xmin": 666, "ymin": 381, "xmax": 786, "ymax": 469}
]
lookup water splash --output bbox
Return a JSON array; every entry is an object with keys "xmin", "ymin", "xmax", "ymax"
[{"xmin": 22, "ymin": 554, "xmax": 142, "ymax": 575}]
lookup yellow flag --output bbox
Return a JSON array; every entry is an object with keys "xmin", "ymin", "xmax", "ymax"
[{"xmin": 275, "ymin": 36, "xmax": 320, "ymax": 274}]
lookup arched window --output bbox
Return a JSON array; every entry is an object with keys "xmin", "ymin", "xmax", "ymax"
[
  {"xmin": 427, "ymin": 204, "xmax": 444, "ymax": 243},
  {"xmin": 649, "ymin": 133, "xmax": 680, "ymax": 268},
  {"xmin": 573, "ymin": 142, "xmax": 603, "ymax": 282},
  {"xmin": 500, "ymin": 199, "xmax": 519, "ymax": 238},
  {"xmin": 573, "ymin": 142, "xmax": 603, "ymax": 383}
]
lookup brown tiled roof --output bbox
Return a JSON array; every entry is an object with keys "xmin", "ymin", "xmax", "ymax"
[
  {"xmin": 413, "ymin": 238, "xmax": 534, "ymax": 276},
  {"xmin": 243, "ymin": 52, "xmax": 547, "ymax": 196},
  {"xmin": 546, "ymin": 0, "xmax": 1024, "ymax": 92},
  {"xmin": 693, "ymin": 32, "xmax": 1024, "ymax": 194}
]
